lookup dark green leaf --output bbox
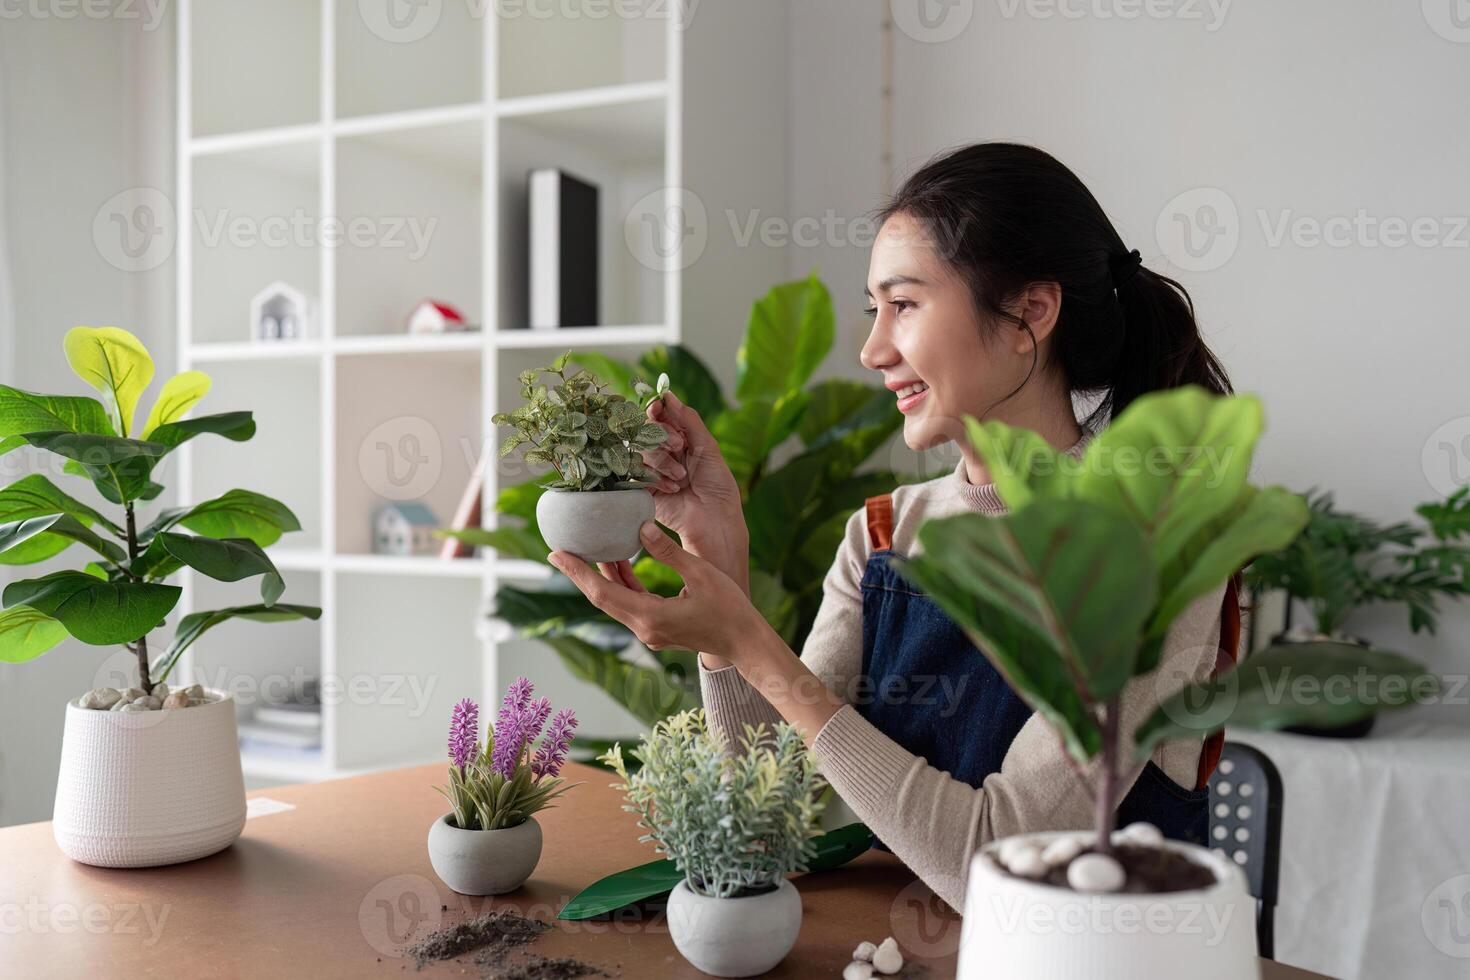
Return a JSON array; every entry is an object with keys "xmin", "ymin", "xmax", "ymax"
[
  {"xmin": 540, "ymin": 634, "xmax": 697, "ymax": 726},
  {"xmin": 18, "ymin": 431, "xmax": 167, "ymax": 466},
  {"xmin": 144, "ymin": 411, "xmax": 255, "ymax": 451},
  {"xmin": 0, "ymin": 385, "xmax": 113, "ymax": 438},
  {"xmin": 156, "ymin": 603, "xmax": 322, "ymax": 682},
  {"xmin": 142, "ymin": 489, "xmax": 301, "ymax": 547},
  {"xmin": 636, "ymin": 346, "xmax": 727, "ymax": 422},
  {"xmin": 3, "ymin": 571, "xmax": 180, "ymax": 646},
  {"xmin": 154, "ymin": 533, "xmax": 284, "ymax": 603},
  {"xmin": 736, "ymin": 273, "xmax": 835, "ymax": 403},
  {"xmin": 0, "ymin": 474, "xmax": 123, "ymax": 536},
  {"xmin": 438, "ymin": 526, "xmax": 549, "ymax": 563}
]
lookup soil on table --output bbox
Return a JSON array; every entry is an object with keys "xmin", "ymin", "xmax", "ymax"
[
  {"xmin": 1001, "ymin": 842, "xmax": 1218, "ymax": 894},
  {"xmin": 403, "ymin": 909, "xmax": 609, "ymax": 980}
]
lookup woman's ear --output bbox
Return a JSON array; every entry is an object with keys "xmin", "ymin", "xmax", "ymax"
[{"xmin": 1014, "ymin": 282, "xmax": 1063, "ymax": 352}]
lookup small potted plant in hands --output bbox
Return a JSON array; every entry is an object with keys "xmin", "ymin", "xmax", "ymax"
[
  {"xmin": 493, "ymin": 352, "xmax": 670, "ymax": 562},
  {"xmin": 0, "ymin": 327, "xmax": 320, "ymax": 868},
  {"xmin": 896, "ymin": 387, "xmax": 1438, "ymax": 979},
  {"xmin": 600, "ymin": 709, "xmax": 825, "ymax": 979},
  {"xmin": 428, "ymin": 679, "xmax": 579, "ymax": 895}
]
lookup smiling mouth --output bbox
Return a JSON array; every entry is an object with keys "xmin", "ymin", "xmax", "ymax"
[{"xmin": 896, "ymin": 381, "xmax": 929, "ymax": 413}]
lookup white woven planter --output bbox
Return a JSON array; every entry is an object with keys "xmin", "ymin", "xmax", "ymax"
[
  {"xmin": 959, "ymin": 833, "xmax": 1259, "ymax": 980},
  {"xmin": 53, "ymin": 689, "xmax": 247, "ymax": 868}
]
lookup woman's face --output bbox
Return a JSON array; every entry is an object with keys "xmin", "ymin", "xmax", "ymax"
[{"xmin": 861, "ymin": 212, "xmax": 1032, "ymax": 452}]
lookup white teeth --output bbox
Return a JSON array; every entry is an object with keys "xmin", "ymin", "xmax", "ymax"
[{"xmin": 896, "ymin": 382, "xmax": 929, "ymax": 399}]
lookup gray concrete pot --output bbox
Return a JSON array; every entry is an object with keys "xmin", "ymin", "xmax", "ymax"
[
  {"xmin": 426, "ymin": 814, "xmax": 542, "ymax": 895},
  {"xmin": 535, "ymin": 488, "xmax": 654, "ymax": 563},
  {"xmin": 666, "ymin": 878, "xmax": 802, "ymax": 977}
]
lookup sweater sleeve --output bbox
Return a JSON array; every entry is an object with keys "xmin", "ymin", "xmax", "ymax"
[
  {"xmin": 699, "ymin": 507, "xmax": 870, "ymax": 743},
  {"xmin": 808, "ymin": 585, "xmax": 1227, "ymax": 912}
]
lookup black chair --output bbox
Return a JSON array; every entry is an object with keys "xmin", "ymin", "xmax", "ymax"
[{"xmin": 1207, "ymin": 743, "xmax": 1283, "ymax": 959}]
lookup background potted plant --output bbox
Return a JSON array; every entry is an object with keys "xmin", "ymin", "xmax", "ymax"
[
  {"xmin": 1243, "ymin": 487, "xmax": 1468, "ymax": 736},
  {"xmin": 490, "ymin": 352, "xmax": 670, "ymax": 563},
  {"xmin": 0, "ymin": 327, "xmax": 320, "ymax": 867},
  {"xmin": 894, "ymin": 386, "xmax": 1437, "ymax": 979},
  {"xmin": 600, "ymin": 709, "xmax": 825, "ymax": 978},
  {"xmin": 428, "ymin": 678, "xmax": 578, "ymax": 895},
  {"xmin": 448, "ymin": 274, "xmax": 920, "ymax": 753}
]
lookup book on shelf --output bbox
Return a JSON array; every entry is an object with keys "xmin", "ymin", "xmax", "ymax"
[
  {"xmin": 439, "ymin": 452, "xmax": 486, "ymax": 560},
  {"xmin": 529, "ymin": 168, "xmax": 599, "ymax": 329}
]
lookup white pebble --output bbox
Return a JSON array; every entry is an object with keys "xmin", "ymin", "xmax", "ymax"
[
  {"xmin": 163, "ymin": 691, "xmax": 192, "ymax": 709},
  {"xmin": 1007, "ymin": 847, "xmax": 1048, "ymax": 879},
  {"xmin": 996, "ymin": 837, "xmax": 1034, "ymax": 866},
  {"xmin": 119, "ymin": 702, "xmax": 151, "ymax": 713},
  {"xmin": 183, "ymin": 684, "xmax": 205, "ymax": 700},
  {"xmin": 1041, "ymin": 835, "xmax": 1087, "ymax": 868},
  {"xmin": 1067, "ymin": 853, "xmax": 1126, "ymax": 894},
  {"xmin": 872, "ymin": 938, "xmax": 903, "ymax": 975},
  {"xmin": 80, "ymin": 688, "xmax": 121, "ymax": 710},
  {"xmin": 117, "ymin": 688, "xmax": 144, "ymax": 706},
  {"xmin": 852, "ymin": 941, "xmax": 876, "ymax": 963},
  {"xmin": 151, "ymin": 683, "xmax": 170, "ymax": 700},
  {"xmin": 843, "ymin": 962, "xmax": 875, "ymax": 980},
  {"xmin": 1113, "ymin": 822, "xmax": 1164, "ymax": 849}
]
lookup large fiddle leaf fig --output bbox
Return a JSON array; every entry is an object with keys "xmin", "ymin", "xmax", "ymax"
[{"xmin": 4, "ymin": 571, "xmax": 181, "ymax": 646}]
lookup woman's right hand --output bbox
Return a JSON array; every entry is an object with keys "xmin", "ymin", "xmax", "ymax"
[{"xmin": 636, "ymin": 392, "xmax": 749, "ymax": 596}]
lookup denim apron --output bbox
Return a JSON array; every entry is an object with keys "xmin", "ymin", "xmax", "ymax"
[{"xmin": 855, "ymin": 494, "xmax": 1237, "ymax": 849}]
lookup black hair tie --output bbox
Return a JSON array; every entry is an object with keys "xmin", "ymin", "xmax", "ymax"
[{"xmin": 1110, "ymin": 248, "xmax": 1144, "ymax": 289}]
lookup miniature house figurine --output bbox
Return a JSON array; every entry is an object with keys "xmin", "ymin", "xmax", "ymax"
[
  {"xmin": 251, "ymin": 282, "xmax": 315, "ymax": 342},
  {"xmin": 373, "ymin": 502, "xmax": 440, "ymax": 557},
  {"xmin": 406, "ymin": 300, "xmax": 474, "ymax": 335}
]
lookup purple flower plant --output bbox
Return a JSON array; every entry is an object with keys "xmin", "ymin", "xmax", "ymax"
[
  {"xmin": 448, "ymin": 697, "xmax": 479, "ymax": 771},
  {"xmin": 533, "ymin": 708, "xmax": 578, "ymax": 779}
]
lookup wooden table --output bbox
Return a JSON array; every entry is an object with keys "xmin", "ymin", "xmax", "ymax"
[{"xmin": 0, "ymin": 762, "xmax": 1333, "ymax": 978}]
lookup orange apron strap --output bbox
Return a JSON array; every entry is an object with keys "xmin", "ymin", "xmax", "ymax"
[
  {"xmin": 1195, "ymin": 575, "xmax": 1243, "ymax": 790},
  {"xmin": 865, "ymin": 494, "xmax": 895, "ymax": 552}
]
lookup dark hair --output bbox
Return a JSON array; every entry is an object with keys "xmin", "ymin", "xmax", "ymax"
[{"xmin": 878, "ymin": 143, "xmax": 1231, "ymax": 426}]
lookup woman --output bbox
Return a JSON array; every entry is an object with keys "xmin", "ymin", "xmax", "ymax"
[{"xmin": 546, "ymin": 143, "xmax": 1235, "ymax": 911}]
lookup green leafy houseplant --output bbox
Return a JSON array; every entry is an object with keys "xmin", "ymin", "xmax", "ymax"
[
  {"xmin": 1244, "ymin": 487, "xmax": 1470, "ymax": 638},
  {"xmin": 894, "ymin": 386, "xmax": 1438, "ymax": 861},
  {"xmin": 447, "ymin": 274, "xmax": 916, "ymax": 738},
  {"xmin": 0, "ymin": 327, "xmax": 321, "ymax": 695},
  {"xmin": 598, "ymin": 708, "xmax": 826, "ymax": 898}
]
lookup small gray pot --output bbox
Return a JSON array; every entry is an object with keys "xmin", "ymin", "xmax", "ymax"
[
  {"xmin": 535, "ymin": 488, "xmax": 654, "ymax": 563},
  {"xmin": 426, "ymin": 814, "xmax": 542, "ymax": 895},
  {"xmin": 666, "ymin": 878, "xmax": 802, "ymax": 977}
]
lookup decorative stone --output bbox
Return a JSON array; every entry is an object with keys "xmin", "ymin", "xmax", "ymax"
[
  {"xmin": 1007, "ymin": 846, "xmax": 1048, "ymax": 879},
  {"xmin": 872, "ymin": 938, "xmax": 903, "ymax": 975},
  {"xmin": 1067, "ymin": 853, "xmax": 1126, "ymax": 894},
  {"xmin": 853, "ymin": 941, "xmax": 877, "ymax": 963},
  {"xmin": 1113, "ymin": 821, "xmax": 1164, "ymax": 849},
  {"xmin": 80, "ymin": 688, "xmax": 121, "ymax": 710},
  {"xmin": 110, "ymin": 699, "xmax": 129, "ymax": 711},
  {"xmin": 1041, "ymin": 835, "xmax": 1088, "ymax": 868},
  {"xmin": 844, "ymin": 962, "xmax": 875, "ymax": 980},
  {"xmin": 119, "ymin": 702, "xmax": 151, "ymax": 713},
  {"xmin": 116, "ymin": 688, "xmax": 144, "ymax": 706},
  {"xmin": 183, "ymin": 684, "xmax": 205, "ymax": 700},
  {"xmin": 133, "ymin": 696, "xmax": 162, "ymax": 711},
  {"xmin": 151, "ymin": 683, "xmax": 170, "ymax": 701},
  {"xmin": 163, "ymin": 691, "xmax": 191, "ymax": 709},
  {"xmin": 996, "ymin": 837, "xmax": 1034, "ymax": 867}
]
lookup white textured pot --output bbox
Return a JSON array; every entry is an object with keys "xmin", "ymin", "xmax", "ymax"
[
  {"xmin": 959, "ymin": 833, "xmax": 1260, "ymax": 980},
  {"xmin": 426, "ymin": 814, "xmax": 543, "ymax": 895},
  {"xmin": 53, "ymin": 689, "xmax": 246, "ymax": 868},
  {"xmin": 535, "ymin": 488, "xmax": 654, "ymax": 563},
  {"xmin": 666, "ymin": 878, "xmax": 802, "ymax": 978}
]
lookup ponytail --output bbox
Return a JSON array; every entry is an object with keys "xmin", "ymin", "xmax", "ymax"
[{"xmin": 879, "ymin": 143, "xmax": 1232, "ymax": 427}]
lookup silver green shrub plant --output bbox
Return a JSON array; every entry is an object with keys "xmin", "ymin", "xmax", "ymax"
[
  {"xmin": 493, "ymin": 351, "xmax": 670, "ymax": 492},
  {"xmin": 599, "ymin": 708, "xmax": 826, "ymax": 898}
]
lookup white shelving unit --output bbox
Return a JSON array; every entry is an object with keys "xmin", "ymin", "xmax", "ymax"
[{"xmin": 174, "ymin": 0, "xmax": 788, "ymax": 785}]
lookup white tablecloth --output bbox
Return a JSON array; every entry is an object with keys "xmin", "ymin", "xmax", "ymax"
[{"xmin": 1231, "ymin": 714, "xmax": 1470, "ymax": 979}]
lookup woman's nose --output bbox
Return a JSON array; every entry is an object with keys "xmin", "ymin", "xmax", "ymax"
[{"xmin": 859, "ymin": 314, "xmax": 896, "ymax": 373}]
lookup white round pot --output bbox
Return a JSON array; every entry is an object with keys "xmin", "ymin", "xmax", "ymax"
[
  {"xmin": 535, "ymin": 488, "xmax": 654, "ymax": 563},
  {"xmin": 426, "ymin": 814, "xmax": 543, "ymax": 895},
  {"xmin": 666, "ymin": 878, "xmax": 802, "ymax": 978},
  {"xmin": 959, "ymin": 833, "xmax": 1260, "ymax": 980},
  {"xmin": 53, "ymin": 689, "xmax": 246, "ymax": 868}
]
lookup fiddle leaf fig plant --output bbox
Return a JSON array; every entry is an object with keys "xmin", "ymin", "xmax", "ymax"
[
  {"xmin": 894, "ymin": 386, "xmax": 1438, "ymax": 855},
  {"xmin": 492, "ymin": 352, "xmax": 669, "ymax": 492},
  {"xmin": 0, "ymin": 327, "xmax": 321, "ymax": 694}
]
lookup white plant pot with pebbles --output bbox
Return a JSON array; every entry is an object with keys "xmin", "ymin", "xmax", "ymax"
[{"xmin": 53, "ymin": 685, "xmax": 246, "ymax": 868}]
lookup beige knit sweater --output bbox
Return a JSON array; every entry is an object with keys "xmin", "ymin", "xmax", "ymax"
[{"xmin": 698, "ymin": 445, "xmax": 1226, "ymax": 912}]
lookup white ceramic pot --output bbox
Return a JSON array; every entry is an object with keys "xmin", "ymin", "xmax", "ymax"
[
  {"xmin": 52, "ymin": 689, "xmax": 246, "ymax": 868},
  {"xmin": 666, "ymin": 878, "xmax": 802, "ymax": 978},
  {"xmin": 426, "ymin": 814, "xmax": 543, "ymax": 895},
  {"xmin": 959, "ymin": 833, "xmax": 1260, "ymax": 980},
  {"xmin": 535, "ymin": 488, "xmax": 654, "ymax": 563}
]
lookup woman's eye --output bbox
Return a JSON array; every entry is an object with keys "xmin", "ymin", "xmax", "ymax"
[
  {"xmin": 891, "ymin": 299, "xmax": 916, "ymax": 314},
  {"xmin": 862, "ymin": 307, "xmax": 879, "ymax": 319}
]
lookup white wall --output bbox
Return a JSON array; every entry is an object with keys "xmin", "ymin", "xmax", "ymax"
[
  {"xmin": 0, "ymin": 12, "xmax": 174, "ymax": 825},
  {"xmin": 787, "ymin": 0, "xmax": 1470, "ymax": 677}
]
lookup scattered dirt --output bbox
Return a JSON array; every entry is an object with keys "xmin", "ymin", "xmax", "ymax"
[
  {"xmin": 482, "ymin": 954, "xmax": 608, "ymax": 980},
  {"xmin": 1004, "ymin": 842, "xmax": 1217, "ymax": 894},
  {"xmin": 403, "ymin": 909, "xmax": 609, "ymax": 980}
]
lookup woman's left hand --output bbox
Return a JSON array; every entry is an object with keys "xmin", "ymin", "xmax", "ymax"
[{"xmin": 548, "ymin": 522, "xmax": 768, "ymax": 664}]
